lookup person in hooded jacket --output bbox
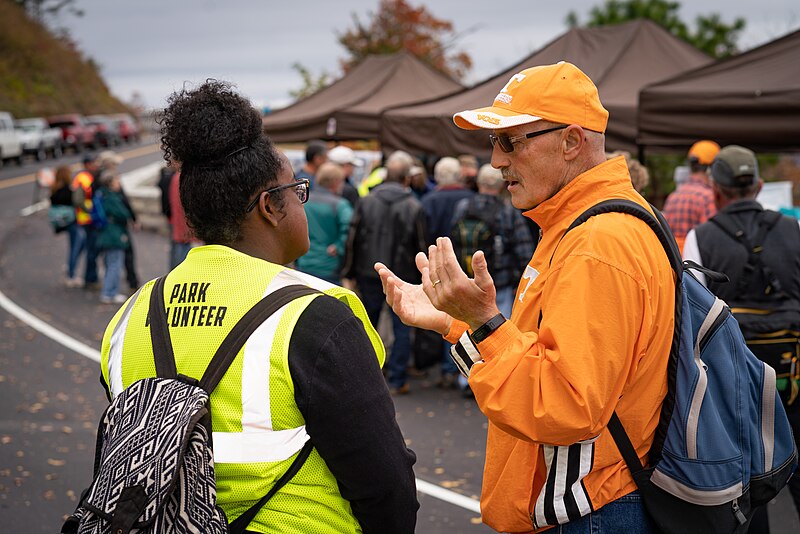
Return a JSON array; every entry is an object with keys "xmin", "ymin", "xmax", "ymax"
[{"xmin": 343, "ymin": 150, "xmax": 427, "ymax": 394}]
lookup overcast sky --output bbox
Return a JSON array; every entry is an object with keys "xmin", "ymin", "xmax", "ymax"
[{"xmin": 54, "ymin": 0, "xmax": 800, "ymax": 111}]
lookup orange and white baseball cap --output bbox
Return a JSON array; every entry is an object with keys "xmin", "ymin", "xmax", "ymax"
[
  {"xmin": 453, "ymin": 61, "xmax": 609, "ymax": 133},
  {"xmin": 687, "ymin": 140, "xmax": 721, "ymax": 165}
]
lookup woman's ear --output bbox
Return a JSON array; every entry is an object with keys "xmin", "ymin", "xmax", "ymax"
[{"xmin": 257, "ymin": 193, "xmax": 280, "ymax": 228}]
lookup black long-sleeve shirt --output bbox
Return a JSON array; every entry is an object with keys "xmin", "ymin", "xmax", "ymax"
[{"xmin": 288, "ymin": 295, "xmax": 418, "ymax": 533}]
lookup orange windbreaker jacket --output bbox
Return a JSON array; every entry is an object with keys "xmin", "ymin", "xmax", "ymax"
[{"xmin": 446, "ymin": 157, "xmax": 675, "ymax": 532}]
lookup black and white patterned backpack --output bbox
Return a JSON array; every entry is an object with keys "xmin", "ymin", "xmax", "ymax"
[{"xmin": 62, "ymin": 278, "xmax": 317, "ymax": 534}]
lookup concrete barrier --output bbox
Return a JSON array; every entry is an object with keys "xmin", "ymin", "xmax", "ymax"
[{"xmin": 120, "ymin": 162, "xmax": 169, "ymax": 235}]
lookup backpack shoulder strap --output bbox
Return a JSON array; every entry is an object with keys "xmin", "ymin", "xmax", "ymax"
[
  {"xmin": 149, "ymin": 276, "xmax": 178, "ymax": 379},
  {"xmin": 198, "ymin": 284, "xmax": 320, "ymax": 393},
  {"xmin": 227, "ymin": 439, "xmax": 314, "ymax": 534},
  {"xmin": 544, "ymin": 198, "xmax": 685, "ymax": 469},
  {"xmin": 548, "ymin": 199, "xmax": 682, "ymax": 275},
  {"xmin": 206, "ymin": 284, "xmax": 319, "ymax": 533}
]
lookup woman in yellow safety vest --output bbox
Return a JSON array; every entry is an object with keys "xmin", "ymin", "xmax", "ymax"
[{"xmin": 99, "ymin": 80, "xmax": 418, "ymax": 533}]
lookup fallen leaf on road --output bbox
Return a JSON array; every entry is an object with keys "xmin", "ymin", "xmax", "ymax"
[{"xmin": 47, "ymin": 459, "xmax": 65, "ymax": 467}]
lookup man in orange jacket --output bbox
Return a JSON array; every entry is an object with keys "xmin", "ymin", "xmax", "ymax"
[
  {"xmin": 71, "ymin": 153, "xmax": 101, "ymax": 288},
  {"xmin": 376, "ymin": 62, "xmax": 674, "ymax": 533}
]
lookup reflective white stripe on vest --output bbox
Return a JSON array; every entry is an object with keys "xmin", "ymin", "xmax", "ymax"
[
  {"xmin": 240, "ymin": 298, "xmax": 294, "ymax": 432},
  {"xmin": 213, "ymin": 425, "xmax": 310, "ymax": 463},
  {"xmin": 108, "ymin": 294, "xmax": 141, "ymax": 397}
]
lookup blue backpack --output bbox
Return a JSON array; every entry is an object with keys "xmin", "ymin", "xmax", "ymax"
[
  {"xmin": 562, "ymin": 200, "xmax": 797, "ymax": 534},
  {"xmin": 90, "ymin": 189, "xmax": 108, "ymax": 230}
]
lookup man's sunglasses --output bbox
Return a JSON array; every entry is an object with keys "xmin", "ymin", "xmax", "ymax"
[
  {"xmin": 245, "ymin": 178, "xmax": 310, "ymax": 212},
  {"xmin": 489, "ymin": 124, "xmax": 568, "ymax": 153}
]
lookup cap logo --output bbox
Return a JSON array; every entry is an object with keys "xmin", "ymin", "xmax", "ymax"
[
  {"xmin": 739, "ymin": 164, "xmax": 751, "ymax": 172},
  {"xmin": 494, "ymin": 73, "xmax": 526, "ymax": 105},
  {"xmin": 477, "ymin": 113, "xmax": 500, "ymax": 125}
]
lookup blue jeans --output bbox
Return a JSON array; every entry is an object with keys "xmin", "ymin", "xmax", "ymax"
[
  {"xmin": 66, "ymin": 224, "xmax": 86, "ymax": 279},
  {"xmin": 556, "ymin": 492, "xmax": 655, "ymax": 534},
  {"xmin": 357, "ymin": 277, "xmax": 411, "ymax": 388},
  {"xmin": 101, "ymin": 249, "xmax": 125, "ymax": 299}
]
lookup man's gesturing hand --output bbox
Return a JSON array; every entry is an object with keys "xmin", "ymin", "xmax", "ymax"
[
  {"xmin": 374, "ymin": 255, "xmax": 453, "ymax": 335},
  {"xmin": 375, "ymin": 237, "xmax": 501, "ymax": 334},
  {"xmin": 423, "ymin": 237, "xmax": 500, "ymax": 331}
]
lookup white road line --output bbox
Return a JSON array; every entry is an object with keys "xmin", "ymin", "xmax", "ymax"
[
  {"xmin": 0, "ymin": 288, "xmax": 100, "ymax": 362},
  {"xmin": 20, "ymin": 200, "xmax": 49, "ymax": 216},
  {"xmin": 0, "ymin": 286, "xmax": 482, "ymax": 515},
  {"xmin": 416, "ymin": 478, "xmax": 482, "ymax": 513}
]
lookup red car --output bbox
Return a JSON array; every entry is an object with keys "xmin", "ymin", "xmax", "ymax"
[
  {"xmin": 110, "ymin": 113, "xmax": 141, "ymax": 143},
  {"xmin": 47, "ymin": 114, "xmax": 97, "ymax": 153}
]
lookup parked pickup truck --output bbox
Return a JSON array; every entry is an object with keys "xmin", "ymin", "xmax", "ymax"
[
  {"xmin": 0, "ymin": 111, "xmax": 24, "ymax": 167},
  {"xmin": 47, "ymin": 114, "xmax": 97, "ymax": 153},
  {"xmin": 15, "ymin": 117, "xmax": 64, "ymax": 160}
]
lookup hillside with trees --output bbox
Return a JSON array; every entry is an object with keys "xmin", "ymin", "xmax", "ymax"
[{"xmin": 0, "ymin": 0, "xmax": 128, "ymax": 118}]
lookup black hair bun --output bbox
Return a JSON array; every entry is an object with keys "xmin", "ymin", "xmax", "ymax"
[{"xmin": 160, "ymin": 79, "xmax": 262, "ymax": 166}]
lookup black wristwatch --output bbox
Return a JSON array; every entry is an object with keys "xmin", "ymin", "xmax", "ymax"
[{"xmin": 470, "ymin": 313, "xmax": 506, "ymax": 344}]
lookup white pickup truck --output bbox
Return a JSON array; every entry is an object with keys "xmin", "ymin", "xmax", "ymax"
[
  {"xmin": 0, "ymin": 111, "xmax": 23, "ymax": 167},
  {"xmin": 15, "ymin": 117, "xmax": 64, "ymax": 160}
]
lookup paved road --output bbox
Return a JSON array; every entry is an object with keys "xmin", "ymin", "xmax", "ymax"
[{"xmin": 0, "ymin": 148, "xmax": 797, "ymax": 533}]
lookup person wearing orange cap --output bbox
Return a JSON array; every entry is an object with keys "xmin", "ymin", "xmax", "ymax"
[
  {"xmin": 662, "ymin": 140, "xmax": 720, "ymax": 251},
  {"xmin": 375, "ymin": 62, "xmax": 674, "ymax": 533}
]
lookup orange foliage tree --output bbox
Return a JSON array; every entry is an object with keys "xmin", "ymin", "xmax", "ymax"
[{"xmin": 337, "ymin": 0, "xmax": 472, "ymax": 80}]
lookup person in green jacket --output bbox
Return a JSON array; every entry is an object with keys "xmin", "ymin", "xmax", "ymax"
[
  {"xmin": 295, "ymin": 162, "xmax": 352, "ymax": 284},
  {"xmin": 95, "ymin": 172, "xmax": 133, "ymax": 304}
]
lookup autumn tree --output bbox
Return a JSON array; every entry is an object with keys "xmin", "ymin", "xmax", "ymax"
[
  {"xmin": 566, "ymin": 0, "xmax": 745, "ymax": 58},
  {"xmin": 290, "ymin": 0, "xmax": 471, "ymax": 101},
  {"xmin": 337, "ymin": 0, "xmax": 472, "ymax": 79}
]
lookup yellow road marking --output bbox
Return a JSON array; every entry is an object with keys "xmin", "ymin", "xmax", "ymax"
[
  {"xmin": 0, "ymin": 174, "xmax": 36, "ymax": 190},
  {"xmin": 0, "ymin": 144, "xmax": 161, "ymax": 190}
]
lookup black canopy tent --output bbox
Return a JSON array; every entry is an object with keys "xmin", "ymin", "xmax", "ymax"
[
  {"xmin": 262, "ymin": 52, "xmax": 462, "ymax": 142},
  {"xmin": 380, "ymin": 20, "xmax": 711, "ymax": 158},
  {"xmin": 637, "ymin": 29, "xmax": 800, "ymax": 152}
]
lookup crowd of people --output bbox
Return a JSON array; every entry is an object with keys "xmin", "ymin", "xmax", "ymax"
[
  {"xmin": 55, "ymin": 62, "xmax": 798, "ymax": 534},
  {"xmin": 48, "ymin": 151, "xmax": 140, "ymax": 303}
]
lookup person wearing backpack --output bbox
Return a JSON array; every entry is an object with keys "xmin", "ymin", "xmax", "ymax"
[
  {"xmin": 376, "ymin": 62, "xmax": 797, "ymax": 534},
  {"xmin": 76, "ymin": 81, "xmax": 418, "ymax": 533},
  {"xmin": 376, "ymin": 62, "xmax": 677, "ymax": 533},
  {"xmin": 451, "ymin": 163, "xmax": 535, "ymax": 319},
  {"xmin": 683, "ymin": 144, "xmax": 800, "ymax": 530},
  {"xmin": 94, "ymin": 170, "xmax": 133, "ymax": 304}
]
